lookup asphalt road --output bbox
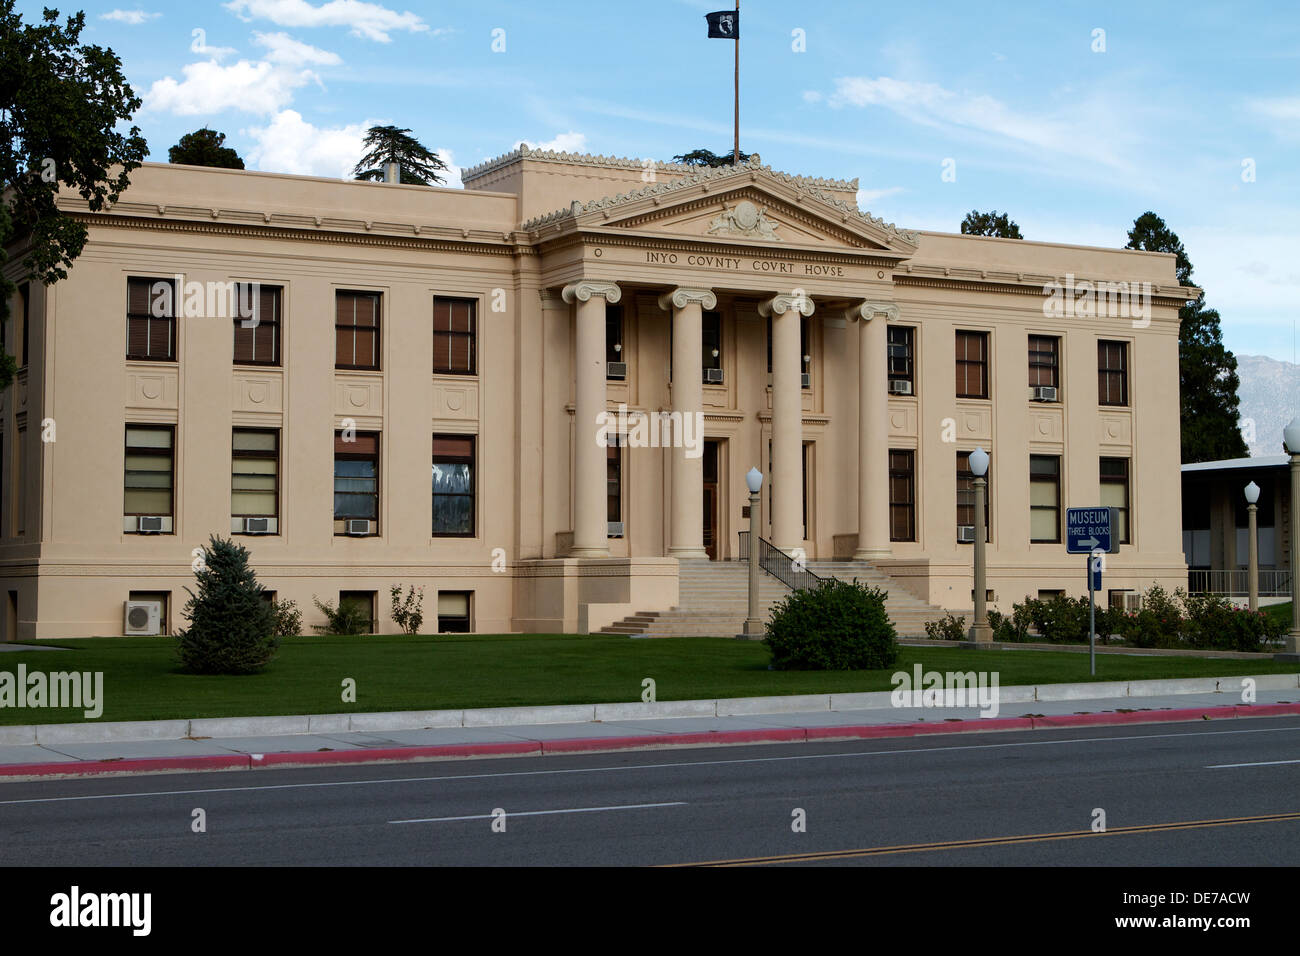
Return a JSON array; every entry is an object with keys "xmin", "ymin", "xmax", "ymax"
[{"xmin": 2, "ymin": 716, "xmax": 1298, "ymax": 866}]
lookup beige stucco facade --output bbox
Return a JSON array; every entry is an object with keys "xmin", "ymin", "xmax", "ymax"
[{"xmin": 0, "ymin": 148, "xmax": 1191, "ymax": 638}]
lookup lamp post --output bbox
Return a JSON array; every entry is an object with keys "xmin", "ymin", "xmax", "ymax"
[
  {"xmin": 1282, "ymin": 418, "xmax": 1300, "ymax": 659},
  {"xmin": 968, "ymin": 447, "xmax": 993, "ymax": 646},
  {"xmin": 1245, "ymin": 480, "xmax": 1260, "ymax": 613},
  {"xmin": 740, "ymin": 467, "xmax": 764, "ymax": 639}
]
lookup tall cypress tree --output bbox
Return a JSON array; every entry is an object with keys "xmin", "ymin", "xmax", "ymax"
[{"xmin": 1125, "ymin": 212, "xmax": 1248, "ymax": 462}]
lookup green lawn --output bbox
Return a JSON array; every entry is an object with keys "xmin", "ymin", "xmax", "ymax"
[
  {"xmin": 1, "ymin": 634, "xmax": 1297, "ymax": 726},
  {"xmin": 1265, "ymin": 602, "xmax": 1293, "ymax": 629}
]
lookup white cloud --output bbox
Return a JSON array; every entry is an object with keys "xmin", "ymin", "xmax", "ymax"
[
  {"xmin": 802, "ymin": 90, "xmax": 823, "ymax": 104},
  {"xmin": 515, "ymin": 132, "xmax": 588, "ymax": 154},
  {"xmin": 253, "ymin": 31, "xmax": 342, "ymax": 66},
  {"xmin": 101, "ymin": 9, "xmax": 161, "ymax": 24},
  {"xmin": 224, "ymin": 0, "xmax": 428, "ymax": 43},
  {"xmin": 244, "ymin": 109, "xmax": 369, "ymax": 177},
  {"xmin": 856, "ymin": 186, "xmax": 904, "ymax": 207},
  {"xmin": 143, "ymin": 59, "xmax": 320, "ymax": 116},
  {"xmin": 190, "ymin": 33, "xmax": 238, "ymax": 60},
  {"xmin": 433, "ymin": 147, "xmax": 462, "ymax": 189}
]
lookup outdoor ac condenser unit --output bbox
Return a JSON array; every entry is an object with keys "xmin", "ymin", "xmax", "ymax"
[
  {"xmin": 243, "ymin": 517, "xmax": 271, "ymax": 534},
  {"xmin": 137, "ymin": 515, "xmax": 165, "ymax": 533},
  {"xmin": 957, "ymin": 525, "xmax": 977, "ymax": 543},
  {"xmin": 801, "ymin": 373, "xmax": 811, "ymax": 388},
  {"xmin": 124, "ymin": 601, "xmax": 162, "ymax": 636},
  {"xmin": 606, "ymin": 361, "xmax": 627, "ymax": 380},
  {"xmin": 607, "ymin": 521, "xmax": 625, "ymax": 538},
  {"xmin": 1031, "ymin": 385, "xmax": 1059, "ymax": 402},
  {"xmin": 704, "ymin": 368, "xmax": 724, "ymax": 384},
  {"xmin": 889, "ymin": 379, "xmax": 913, "ymax": 395},
  {"xmin": 347, "ymin": 519, "xmax": 373, "ymax": 536}
]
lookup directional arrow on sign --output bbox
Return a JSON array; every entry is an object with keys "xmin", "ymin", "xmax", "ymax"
[{"xmin": 1079, "ymin": 537, "xmax": 1098, "ymax": 549}]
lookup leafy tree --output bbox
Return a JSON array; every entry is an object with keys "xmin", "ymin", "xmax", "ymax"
[
  {"xmin": 0, "ymin": 2, "xmax": 147, "ymax": 389},
  {"xmin": 177, "ymin": 536, "xmax": 279, "ymax": 674},
  {"xmin": 672, "ymin": 148, "xmax": 751, "ymax": 168},
  {"xmin": 168, "ymin": 127, "xmax": 245, "ymax": 169},
  {"xmin": 960, "ymin": 210, "xmax": 1023, "ymax": 239},
  {"xmin": 353, "ymin": 125, "xmax": 448, "ymax": 185},
  {"xmin": 1125, "ymin": 212, "xmax": 1248, "ymax": 462}
]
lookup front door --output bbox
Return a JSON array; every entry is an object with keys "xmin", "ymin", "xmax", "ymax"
[{"xmin": 703, "ymin": 440, "xmax": 719, "ymax": 560}]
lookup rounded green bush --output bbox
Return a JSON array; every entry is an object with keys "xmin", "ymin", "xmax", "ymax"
[{"xmin": 763, "ymin": 578, "xmax": 899, "ymax": 670}]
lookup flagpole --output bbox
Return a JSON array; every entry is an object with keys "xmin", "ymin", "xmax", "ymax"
[{"xmin": 733, "ymin": 0, "xmax": 740, "ymax": 164}]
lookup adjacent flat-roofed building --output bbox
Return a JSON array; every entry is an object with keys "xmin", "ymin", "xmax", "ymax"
[{"xmin": 0, "ymin": 148, "xmax": 1192, "ymax": 638}]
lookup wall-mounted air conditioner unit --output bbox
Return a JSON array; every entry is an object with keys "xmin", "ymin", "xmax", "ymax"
[
  {"xmin": 1031, "ymin": 385, "xmax": 1059, "ymax": 402},
  {"xmin": 124, "ymin": 600, "xmax": 162, "ymax": 635},
  {"xmin": 347, "ymin": 519, "xmax": 373, "ymax": 536},
  {"xmin": 703, "ymin": 368, "xmax": 724, "ymax": 384},
  {"xmin": 136, "ymin": 516, "xmax": 165, "ymax": 534},
  {"xmin": 606, "ymin": 361, "xmax": 627, "ymax": 380},
  {"xmin": 801, "ymin": 373, "xmax": 811, "ymax": 388},
  {"xmin": 607, "ymin": 521, "xmax": 625, "ymax": 538},
  {"xmin": 242, "ymin": 517, "xmax": 272, "ymax": 534},
  {"xmin": 889, "ymin": 379, "xmax": 913, "ymax": 395},
  {"xmin": 957, "ymin": 525, "xmax": 977, "ymax": 543}
]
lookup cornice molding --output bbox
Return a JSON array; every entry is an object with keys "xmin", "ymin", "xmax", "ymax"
[
  {"xmin": 561, "ymin": 280, "xmax": 622, "ymax": 304},
  {"xmin": 657, "ymin": 287, "xmax": 717, "ymax": 311}
]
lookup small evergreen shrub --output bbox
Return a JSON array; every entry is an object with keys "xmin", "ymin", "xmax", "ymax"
[
  {"xmin": 390, "ymin": 585, "xmax": 425, "ymax": 635},
  {"xmin": 311, "ymin": 596, "xmax": 371, "ymax": 635},
  {"xmin": 924, "ymin": 612, "xmax": 967, "ymax": 642},
  {"xmin": 176, "ymin": 535, "xmax": 278, "ymax": 674},
  {"xmin": 764, "ymin": 578, "xmax": 899, "ymax": 670},
  {"xmin": 269, "ymin": 598, "xmax": 302, "ymax": 637}
]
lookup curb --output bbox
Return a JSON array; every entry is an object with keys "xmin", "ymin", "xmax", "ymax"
[{"xmin": 3, "ymin": 702, "xmax": 1297, "ymax": 781}]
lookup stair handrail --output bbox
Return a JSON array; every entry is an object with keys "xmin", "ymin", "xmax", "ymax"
[{"xmin": 738, "ymin": 531, "xmax": 825, "ymax": 591}]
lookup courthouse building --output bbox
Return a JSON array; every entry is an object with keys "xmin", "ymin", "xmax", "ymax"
[{"xmin": 0, "ymin": 147, "xmax": 1192, "ymax": 638}]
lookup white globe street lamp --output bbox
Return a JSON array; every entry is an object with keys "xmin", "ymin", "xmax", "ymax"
[
  {"xmin": 968, "ymin": 447, "xmax": 993, "ymax": 646},
  {"xmin": 1245, "ymin": 481, "xmax": 1260, "ymax": 613},
  {"xmin": 1282, "ymin": 418, "xmax": 1300, "ymax": 657}
]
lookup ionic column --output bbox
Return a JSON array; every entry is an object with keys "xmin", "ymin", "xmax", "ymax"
[
  {"xmin": 759, "ymin": 292, "xmax": 815, "ymax": 552},
  {"xmin": 562, "ymin": 280, "xmax": 621, "ymax": 557},
  {"xmin": 850, "ymin": 302, "xmax": 898, "ymax": 561},
  {"xmin": 659, "ymin": 288, "xmax": 716, "ymax": 560}
]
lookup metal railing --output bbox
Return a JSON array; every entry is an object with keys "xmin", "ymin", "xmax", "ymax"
[
  {"xmin": 738, "ymin": 531, "xmax": 824, "ymax": 591},
  {"xmin": 1187, "ymin": 569, "xmax": 1292, "ymax": 597}
]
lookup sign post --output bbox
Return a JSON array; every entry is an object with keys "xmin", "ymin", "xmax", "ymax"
[{"xmin": 1067, "ymin": 508, "xmax": 1120, "ymax": 677}]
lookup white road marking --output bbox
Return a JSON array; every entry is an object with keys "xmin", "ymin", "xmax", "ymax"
[
  {"xmin": 389, "ymin": 801, "xmax": 687, "ymax": 824},
  {"xmin": 1206, "ymin": 758, "xmax": 1300, "ymax": 769},
  {"xmin": 1, "ymin": 723, "xmax": 1296, "ymax": 807}
]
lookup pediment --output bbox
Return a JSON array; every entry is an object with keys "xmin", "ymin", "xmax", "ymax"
[{"xmin": 523, "ymin": 163, "xmax": 919, "ymax": 256}]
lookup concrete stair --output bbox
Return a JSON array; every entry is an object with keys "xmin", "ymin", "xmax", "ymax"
[{"xmin": 598, "ymin": 559, "xmax": 957, "ymax": 638}]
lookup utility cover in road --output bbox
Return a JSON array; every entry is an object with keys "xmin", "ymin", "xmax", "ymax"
[{"xmin": 1066, "ymin": 507, "xmax": 1120, "ymax": 554}]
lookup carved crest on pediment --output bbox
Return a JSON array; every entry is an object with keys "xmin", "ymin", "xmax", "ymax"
[{"xmin": 707, "ymin": 200, "xmax": 781, "ymax": 241}]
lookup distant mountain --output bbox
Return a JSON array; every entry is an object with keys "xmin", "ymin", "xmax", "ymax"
[{"xmin": 1235, "ymin": 354, "xmax": 1300, "ymax": 458}]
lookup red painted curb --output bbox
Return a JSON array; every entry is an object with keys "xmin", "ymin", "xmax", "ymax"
[
  {"xmin": 254, "ymin": 741, "xmax": 541, "ymax": 767},
  {"xmin": 542, "ymin": 728, "xmax": 807, "ymax": 753},
  {"xmin": 1030, "ymin": 704, "xmax": 1242, "ymax": 728},
  {"xmin": 1234, "ymin": 703, "xmax": 1300, "ymax": 718},
  {"xmin": 0, "ymin": 753, "xmax": 251, "ymax": 778}
]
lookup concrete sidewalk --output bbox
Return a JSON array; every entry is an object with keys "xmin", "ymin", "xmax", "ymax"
[{"xmin": 1, "ymin": 674, "xmax": 1297, "ymax": 779}]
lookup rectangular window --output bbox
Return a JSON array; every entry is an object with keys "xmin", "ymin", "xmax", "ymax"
[
  {"xmin": 956, "ymin": 450, "xmax": 990, "ymax": 542},
  {"xmin": 339, "ymin": 591, "xmax": 376, "ymax": 634},
  {"xmin": 334, "ymin": 431, "xmax": 379, "ymax": 534},
  {"xmin": 432, "ymin": 435, "xmax": 475, "ymax": 536},
  {"xmin": 801, "ymin": 441, "xmax": 811, "ymax": 538},
  {"xmin": 433, "ymin": 296, "xmax": 475, "ymax": 375},
  {"xmin": 14, "ymin": 427, "xmax": 23, "ymax": 536},
  {"xmin": 766, "ymin": 314, "xmax": 772, "ymax": 375},
  {"xmin": 19, "ymin": 283, "xmax": 29, "ymax": 368},
  {"xmin": 607, "ymin": 436, "xmax": 622, "ymax": 526},
  {"xmin": 127, "ymin": 277, "xmax": 176, "ymax": 361},
  {"xmin": 702, "ymin": 310, "xmax": 722, "ymax": 374},
  {"xmin": 955, "ymin": 330, "xmax": 989, "ymax": 399},
  {"xmin": 605, "ymin": 304, "xmax": 624, "ymax": 370},
  {"xmin": 124, "ymin": 425, "xmax": 175, "ymax": 525},
  {"xmin": 438, "ymin": 591, "xmax": 472, "ymax": 633},
  {"xmin": 1028, "ymin": 335, "xmax": 1059, "ymax": 389},
  {"xmin": 232, "ymin": 429, "xmax": 279, "ymax": 528},
  {"xmin": 889, "ymin": 449, "xmax": 916, "ymax": 542},
  {"xmin": 1029, "ymin": 455, "xmax": 1061, "ymax": 543},
  {"xmin": 233, "ymin": 284, "xmax": 282, "ymax": 366},
  {"xmin": 1100, "ymin": 457, "xmax": 1130, "ymax": 543},
  {"xmin": 1098, "ymin": 340, "xmax": 1128, "ymax": 406},
  {"xmin": 888, "ymin": 326, "xmax": 915, "ymax": 390},
  {"xmin": 336, "ymin": 291, "xmax": 380, "ymax": 370}
]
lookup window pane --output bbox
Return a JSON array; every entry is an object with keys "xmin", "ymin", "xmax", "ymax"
[
  {"xmin": 233, "ymin": 431, "xmax": 277, "ymax": 452},
  {"xmin": 1030, "ymin": 510, "xmax": 1059, "ymax": 540}
]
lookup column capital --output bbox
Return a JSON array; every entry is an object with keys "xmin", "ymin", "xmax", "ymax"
[
  {"xmin": 657, "ymin": 287, "xmax": 717, "ymax": 311},
  {"xmin": 758, "ymin": 292, "xmax": 815, "ymax": 318},
  {"xmin": 847, "ymin": 300, "xmax": 899, "ymax": 322},
  {"xmin": 561, "ymin": 280, "xmax": 622, "ymax": 305}
]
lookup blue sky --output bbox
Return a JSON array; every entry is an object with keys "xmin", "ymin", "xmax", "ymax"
[{"xmin": 38, "ymin": 0, "xmax": 1300, "ymax": 363}]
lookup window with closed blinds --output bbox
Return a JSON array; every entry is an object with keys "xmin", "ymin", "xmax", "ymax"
[
  {"xmin": 955, "ymin": 331, "xmax": 989, "ymax": 398},
  {"xmin": 127, "ymin": 278, "xmax": 176, "ymax": 361},
  {"xmin": 232, "ymin": 429, "xmax": 279, "ymax": 519},
  {"xmin": 437, "ymin": 591, "xmax": 471, "ymax": 633},
  {"xmin": 334, "ymin": 431, "xmax": 379, "ymax": 531},
  {"xmin": 433, "ymin": 297, "xmax": 475, "ymax": 374},
  {"xmin": 1029, "ymin": 455, "xmax": 1061, "ymax": 542},
  {"xmin": 124, "ymin": 426, "xmax": 174, "ymax": 518},
  {"xmin": 1100, "ymin": 457, "xmax": 1130, "ymax": 543},
  {"xmin": 336, "ymin": 291, "xmax": 380, "ymax": 369},
  {"xmin": 1028, "ymin": 335, "xmax": 1059, "ymax": 388},
  {"xmin": 888, "ymin": 449, "xmax": 915, "ymax": 542},
  {"xmin": 233, "ymin": 285, "xmax": 282, "ymax": 366},
  {"xmin": 1098, "ymin": 340, "xmax": 1128, "ymax": 406},
  {"xmin": 432, "ymin": 435, "xmax": 474, "ymax": 536}
]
